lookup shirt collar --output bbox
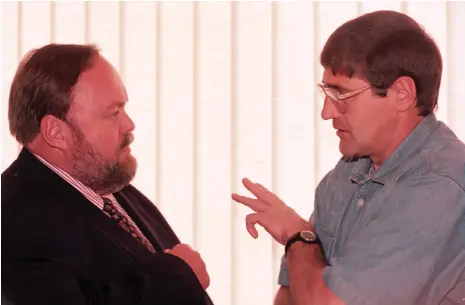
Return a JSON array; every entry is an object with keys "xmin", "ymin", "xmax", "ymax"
[{"xmin": 350, "ymin": 114, "xmax": 440, "ymax": 185}]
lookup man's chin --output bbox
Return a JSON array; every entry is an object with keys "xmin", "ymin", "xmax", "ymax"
[
  {"xmin": 339, "ymin": 143, "xmax": 362, "ymax": 159},
  {"xmin": 339, "ymin": 149, "xmax": 368, "ymax": 161},
  {"xmin": 121, "ymin": 155, "xmax": 137, "ymax": 180},
  {"xmin": 105, "ymin": 165, "xmax": 137, "ymax": 194}
]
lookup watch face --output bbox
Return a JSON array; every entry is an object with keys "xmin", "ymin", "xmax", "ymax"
[{"xmin": 300, "ymin": 230, "xmax": 316, "ymax": 242}]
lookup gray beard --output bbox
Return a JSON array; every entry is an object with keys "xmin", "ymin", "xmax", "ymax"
[
  {"xmin": 71, "ymin": 151, "xmax": 136, "ymax": 195},
  {"xmin": 69, "ymin": 126, "xmax": 137, "ymax": 195}
]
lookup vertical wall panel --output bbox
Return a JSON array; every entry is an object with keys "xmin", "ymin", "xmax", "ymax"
[
  {"xmin": 1, "ymin": 2, "xmax": 21, "ymax": 170},
  {"xmin": 361, "ymin": 0, "xmax": 402, "ymax": 13},
  {"xmin": 54, "ymin": 2, "xmax": 86, "ymax": 44},
  {"xmin": 122, "ymin": 2, "xmax": 158, "ymax": 205},
  {"xmin": 86, "ymin": 2, "xmax": 121, "ymax": 71},
  {"xmin": 6, "ymin": 1, "xmax": 51, "ymax": 167},
  {"xmin": 232, "ymin": 2, "xmax": 274, "ymax": 305},
  {"xmin": 448, "ymin": 2, "xmax": 465, "ymax": 142},
  {"xmin": 20, "ymin": 2, "xmax": 51, "ymax": 54},
  {"xmin": 195, "ymin": 2, "xmax": 233, "ymax": 303},
  {"xmin": 405, "ymin": 2, "xmax": 449, "ymax": 123},
  {"xmin": 157, "ymin": 2, "xmax": 195, "ymax": 245},
  {"xmin": 2, "ymin": 2, "xmax": 465, "ymax": 305},
  {"xmin": 272, "ymin": 0, "xmax": 316, "ymax": 291},
  {"xmin": 315, "ymin": 2, "xmax": 359, "ymax": 182}
]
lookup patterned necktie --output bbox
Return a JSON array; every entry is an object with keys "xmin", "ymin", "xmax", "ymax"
[{"xmin": 102, "ymin": 197, "xmax": 156, "ymax": 253}]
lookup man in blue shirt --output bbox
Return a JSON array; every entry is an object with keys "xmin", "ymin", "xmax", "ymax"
[{"xmin": 232, "ymin": 10, "xmax": 465, "ymax": 305}]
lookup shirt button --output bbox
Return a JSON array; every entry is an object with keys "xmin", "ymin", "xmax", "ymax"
[{"xmin": 357, "ymin": 198, "xmax": 364, "ymax": 207}]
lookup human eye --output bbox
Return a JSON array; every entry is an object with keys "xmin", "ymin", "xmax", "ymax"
[{"xmin": 111, "ymin": 104, "xmax": 126, "ymax": 117}]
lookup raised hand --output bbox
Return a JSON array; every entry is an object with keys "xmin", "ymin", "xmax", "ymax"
[{"xmin": 231, "ymin": 178, "xmax": 312, "ymax": 245}]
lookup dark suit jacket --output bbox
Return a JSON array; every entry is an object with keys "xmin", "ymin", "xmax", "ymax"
[{"xmin": 2, "ymin": 148, "xmax": 214, "ymax": 305}]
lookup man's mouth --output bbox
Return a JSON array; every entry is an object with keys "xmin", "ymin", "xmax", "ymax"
[
  {"xmin": 336, "ymin": 129, "xmax": 350, "ymax": 137},
  {"xmin": 121, "ymin": 133, "xmax": 134, "ymax": 149}
]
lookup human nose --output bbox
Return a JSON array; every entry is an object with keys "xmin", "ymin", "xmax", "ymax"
[
  {"xmin": 321, "ymin": 97, "xmax": 343, "ymax": 121},
  {"xmin": 121, "ymin": 109, "xmax": 135, "ymax": 133}
]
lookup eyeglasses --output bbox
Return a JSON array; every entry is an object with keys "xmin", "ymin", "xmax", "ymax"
[{"xmin": 317, "ymin": 83, "xmax": 373, "ymax": 114}]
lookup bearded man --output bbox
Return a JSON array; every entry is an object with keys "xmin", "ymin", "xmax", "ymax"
[{"xmin": 2, "ymin": 44, "xmax": 213, "ymax": 305}]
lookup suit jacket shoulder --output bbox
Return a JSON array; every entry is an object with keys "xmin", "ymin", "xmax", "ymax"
[{"xmin": 2, "ymin": 149, "xmax": 209, "ymax": 305}]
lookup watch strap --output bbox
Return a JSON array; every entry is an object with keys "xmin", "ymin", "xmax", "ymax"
[{"xmin": 284, "ymin": 232, "xmax": 321, "ymax": 256}]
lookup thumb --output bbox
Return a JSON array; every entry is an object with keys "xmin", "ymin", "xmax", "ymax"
[{"xmin": 245, "ymin": 212, "xmax": 262, "ymax": 239}]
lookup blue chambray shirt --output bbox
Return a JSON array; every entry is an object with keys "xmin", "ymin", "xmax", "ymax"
[{"xmin": 278, "ymin": 114, "xmax": 465, "ymax": 305}]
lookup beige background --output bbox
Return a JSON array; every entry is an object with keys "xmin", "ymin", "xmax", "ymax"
[{"xmin": 1, "ymin": 1, "xmax": 465, "ymax": 304}]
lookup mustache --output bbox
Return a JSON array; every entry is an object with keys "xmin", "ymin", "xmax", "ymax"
[{"xmin": 121, "ymin": 133, "xmax": 134, "ymax": 148}]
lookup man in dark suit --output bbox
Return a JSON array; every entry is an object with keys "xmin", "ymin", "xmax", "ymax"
[{"xmin": 2, "ymin": 43, "xmax": 213, "ymax": 305}]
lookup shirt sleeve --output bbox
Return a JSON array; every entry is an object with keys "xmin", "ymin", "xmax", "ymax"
[
  {"xmin": 323, "ymin": 175, "xmax": 465, "ymax": 305},
  {"xmin": 441, "ymin": 278, "xmax": 465, "ymax": 305},
  {"xmin": 277, "ymin": 255, "xmax": 290, "ymax": 287}
]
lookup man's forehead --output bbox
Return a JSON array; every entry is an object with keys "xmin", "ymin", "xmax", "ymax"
[{"xmin": 75, "ymin": 57, "xmax": 127, "ymax": 102}]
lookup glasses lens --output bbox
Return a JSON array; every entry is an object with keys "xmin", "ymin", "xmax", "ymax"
[
  {"xmin": 332, "ymin": 100, "xmax": 346, "ymax": 113},
  {"xmin": 324, "ymin": 88, "xmax": 346, "ymax": 113}
]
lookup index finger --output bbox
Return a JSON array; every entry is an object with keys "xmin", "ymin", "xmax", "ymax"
[
  {"xmin": 231, "ymin": 193, "xmax": 268, "ymax": 212},
  {"xmin": 242, "ymin": 178, "xmax": 283, "ymax": 205}
]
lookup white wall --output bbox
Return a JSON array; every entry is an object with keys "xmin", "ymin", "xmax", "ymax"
[{"xmin": 1, "ymin": 1, "xmax": 464, "ymax": 304}]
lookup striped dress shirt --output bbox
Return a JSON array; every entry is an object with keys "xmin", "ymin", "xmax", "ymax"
[{"xmin": 33, "ymin": 153, "xmax": 153, "ymax": 248}]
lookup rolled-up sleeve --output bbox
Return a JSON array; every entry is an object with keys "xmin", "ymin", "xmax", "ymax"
[
  {"xmin": 323, "ymin": 176, "xmax": 465, "ymax": 305},
  {"xmin": 277, "ymin": 255, "xmax": 290, "ymax": 286}
]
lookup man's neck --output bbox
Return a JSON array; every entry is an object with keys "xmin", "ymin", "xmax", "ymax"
[
  {"xmin": 26, "ymin": 144, "xmax": 74, "ymax": 175},
  {"xmin": 370, "ymin": 114, "xmax": 423, "ymax": 168}
]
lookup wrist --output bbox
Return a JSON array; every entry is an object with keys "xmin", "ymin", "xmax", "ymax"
[
  {"xmin": 286, "ymin": 240, "xmax": 320, "ymax": 256},
  {"xmin": 283, "ymin": 221, "xmax": 314, "ymax": 244},
  {"xmin": 284, "ymin": 229, "xmax": 321, "ymax": 257}
]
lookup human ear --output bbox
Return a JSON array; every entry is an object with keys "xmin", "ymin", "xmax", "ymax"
[
  {"xmin": 391, "ymin": 76, "xmax": 417, "ymax": 112},
  {"xmin": 40, "ymin": 115, "xmax": 72, "ymax": 150}
]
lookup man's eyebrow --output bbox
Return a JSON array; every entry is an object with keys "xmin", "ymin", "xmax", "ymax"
[
  {"xmin": 105, "ymin": 100, "xmax": 127, "ymax": 110},
  {"xmin": 321, "ymin": 81, "xmax": 350, "ymax": 92}
]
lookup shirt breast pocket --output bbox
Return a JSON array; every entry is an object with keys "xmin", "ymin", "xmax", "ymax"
[{"xmin": 315, "ymin": 179, "xmax": 358, "ymax": 261}]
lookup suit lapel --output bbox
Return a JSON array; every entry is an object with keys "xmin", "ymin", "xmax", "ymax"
[
  {"xmin": 55, "ymin": 184, "xmax": 154, "ymax": 264},
  {"xmin": 114, "ymin": 190, "xmax": 216, "ymax": 305},
  {"xmin": 15, "ymin": 148, "xmax": 153, "ymax": 263},
  {"xmin": 86, "ymin": 201, "xmax": 155, "ymax": 262},
  {"xmin": 114, "ymin": 191, "xmax": 180, "ymax": 252}
]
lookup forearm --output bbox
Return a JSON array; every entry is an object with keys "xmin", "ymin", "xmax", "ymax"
[
  {"xmin": 286, "ymin": 243, "xmax": 344, "ymax": 305},
  {"xmin": 274, "ymin": 286, "xmax": 293, "ymax": 305}
]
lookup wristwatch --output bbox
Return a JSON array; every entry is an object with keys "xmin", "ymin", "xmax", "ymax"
[{"xmin": 284, "ymin": 230, "xmax": 321, "ymax": 256}]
